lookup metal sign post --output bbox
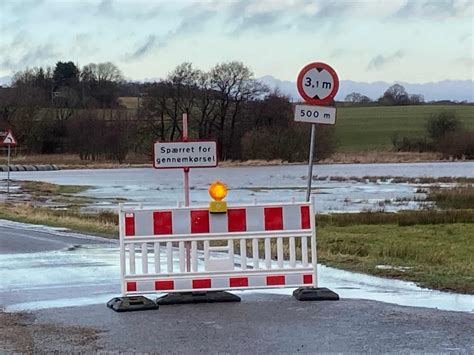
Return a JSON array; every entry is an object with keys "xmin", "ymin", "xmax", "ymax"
[
  {"xmin": 153, "ymin": 114, "xmax": 218, "ymax": 272},
  {"xmin": 295, "ymin": 62, "xmax": 339, "ymax": 202},
  {"xmin": 7, "ymin": 145, "xmax": 11, "ymax": 195},
  {"xmin": 1, "ymin": 130, "xmax": 17, "ymax": 196},
  {"xmin": 182, "ymin": 113, "xmax": 191, "ymax": 272},
  {"xmin": 306, "ymin": 125, "xmax": 316, "ymax": 202}
]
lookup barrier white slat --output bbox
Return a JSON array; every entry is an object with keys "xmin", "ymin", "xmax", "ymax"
[
  {"xmin": 240, "ymin": 239, "xmax": 247, "ymax": 270},
  {"xmin": 118, "ymin": 199, "xmax": 317, "ymax": 296},
  {"xmin": 179, "ymin": 241, "xmax": 185, "ymax": 272},
  {"xmin": 277, "ymin": 238, "xmax": 283, "ymax": 269},
  {"xmin": 166, "ymin": 242, "xmax": 173, "ymax": 272},
  {"xmin": 289, "ymin": 237, "xmax": 296, "ymax": 268},
  {"xmin": 302, "ymin": 237, "xmax": 308, "ymax": 267},
  {"xmin": 252, "ymin": 239, "xmax": 259, "ymax": 270},
  {"xmin": 141, "ymin": 243, "xmax": 148, "ymax": 274},
  {"xmin": 191, "ymin": 241, "xmax": 198, "ymax": 272},
  {"xmin": 154, "ymin": 243, "xmax": 160, "ymax": 273},
  {"xmin": 264, "ymin": 238, "xmax": 271, "ymax": 269},
  {"xmin": 129, "ymin": 244, "xmax": 135, "ymax": 274}
]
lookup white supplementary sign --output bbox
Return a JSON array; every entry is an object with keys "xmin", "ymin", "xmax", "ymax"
[
  {"xmin": 294, "ymin": 104, "xmax": 336, "ymax": 125},
  {"xmin": 153, "ymin": 141, "xmax": 217, "ymax": 169}
]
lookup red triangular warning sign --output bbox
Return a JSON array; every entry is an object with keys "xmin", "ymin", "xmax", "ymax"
[{"xmin": 2, "ymin": 130, "xmax": 17, "ymax": 146}]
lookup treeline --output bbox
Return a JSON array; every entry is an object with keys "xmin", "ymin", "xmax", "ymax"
[
  {"xmin": 9, "ymin": 61, "xmax": 124, "ymax": 108},
  {"xmin": 0, "ymin": 61, "xmax": 335, "ymax": 162},
  {"xmin": 345, "ymin": 84, "xmax": 425, "ymax": 105},
  {"xmin": 392, "ymin": 111, "xmax": 474, "ymax": 159}
]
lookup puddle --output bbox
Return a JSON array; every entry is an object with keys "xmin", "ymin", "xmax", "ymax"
[{"xmin": 5, "ymin": 162, "xmax": 473, "ymax": 213}]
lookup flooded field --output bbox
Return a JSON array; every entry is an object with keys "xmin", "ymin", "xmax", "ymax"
[{"xmin": 3, "ymin": 161, "xmax": 473, "ymax": 213}]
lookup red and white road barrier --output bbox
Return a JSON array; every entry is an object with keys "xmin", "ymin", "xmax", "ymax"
[{"xmin": 119, "ymin": 199, "xmax": 317, "ymax": 296}]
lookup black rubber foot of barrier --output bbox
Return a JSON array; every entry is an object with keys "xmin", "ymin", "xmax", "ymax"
[
  {"xmin": 156, "ymin": 291, "xmax": 241, "ymax": 305},
  {"xmin": 293, "ymin": 287, "xmax": 339, "ymax": 301},
  {"xmin": 107, "ymin": 296, "xmax": 159, "ymax": 312}
]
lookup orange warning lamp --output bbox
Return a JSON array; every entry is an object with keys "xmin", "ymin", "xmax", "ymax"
[{"xmin": 209, "ymin": 181, "xmax": 228, "ymax": 213}]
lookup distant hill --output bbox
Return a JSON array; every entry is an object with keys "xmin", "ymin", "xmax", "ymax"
[{"xmin": 258, "ymin": 75, "xmax": 474, "ymax": 103}]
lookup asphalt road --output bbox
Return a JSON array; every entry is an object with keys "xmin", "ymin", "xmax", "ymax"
[
  {"xmin": 1, "ymin": 220, "xmax": 473, "ymax": 353},
  {"xmin": 0, "ymin": 220, "xmax": 111, "ymax": 254}
]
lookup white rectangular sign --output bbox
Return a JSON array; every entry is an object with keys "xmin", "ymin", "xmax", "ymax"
[
  {"xmin": 294, "ymin": 104, "xmax": 336, "ymax": 125},
  {"xmin": 153, "ymin": 141, "xmax": 217, "ymax": 169}
]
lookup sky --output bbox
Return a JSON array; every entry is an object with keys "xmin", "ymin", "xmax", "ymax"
[{"xmin": 0, "ymin": 0, "xmax": 473, "ymax": 83}]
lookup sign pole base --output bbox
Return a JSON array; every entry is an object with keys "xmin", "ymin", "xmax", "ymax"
[{"xmin": 305, "ymin": 124, "xmax": 316, "ymax": 202}]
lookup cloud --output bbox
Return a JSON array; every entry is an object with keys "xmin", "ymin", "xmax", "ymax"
[
  {"xmin": 229, "ymin": 11, "xmax": 291, "ymax": 36},
  {"xmin": 155, "ymin": 5, "xmax": 217, "ymax": 47},
  {"xmin": 367, "ymin": 50, "xmax": 404, "ymax": 70},
  {"xmin": 330, "ymin": 49, "xmax": 345, "ymax": 59},
  {"xmin": 456, "ymin": 57, "xmax": 474, "ymax": 68},
  {"xmin": 96, "ymin": 0, "xmax": 113, "ymax": 15},
  {"xmin": 1, "ymin": 43, "xmax": 58, "ymax": 71},
  {"xmin": 94, "ymin": 0, "xmax": 161, "ymax": 21},
  {"xmin": 458, "ymin": 32, "xmax": 472, "ymax": 43},
  {"xmin": 9, "ymin": 0, "xmax": 45, "ymax": 14},
  {"xmin": 125, "ymin": 35, "xmax": 157, "ymax": 61},
  {"xmin": 392, "ymin": 0, "xmax": 473, "ymax": 19}
]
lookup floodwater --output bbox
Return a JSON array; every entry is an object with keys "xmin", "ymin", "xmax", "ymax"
[
  {"xmin": 1, "ymin": 219, "xmax": 472, "ymax": 313},
  {"xmin": 3, "ymin": 161, "xmax": 473, "ymax": 212}
]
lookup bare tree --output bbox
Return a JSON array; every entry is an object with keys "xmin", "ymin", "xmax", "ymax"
[
  {"xmin": 81, "ymin": 62, "xmax": 124, "ymax": 108},
  {"xmin": 345, "ymin": 92, "xmax": 371, "ymax": 103},
  {"xmin": 210, "ymin": 61, "xmax": 267, "ymax": 159}
]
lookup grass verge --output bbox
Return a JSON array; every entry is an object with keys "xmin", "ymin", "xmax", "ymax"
[
  {"xmin": 0, "ymin": 204, "xmax": 118, "ymax": 237},
  {"xmin": 428, "ymin": 186, "xmax": 474, "ymax": 209},
  {"xmin": 318, "ymin": 221, "xmax": 474, "ymax": 294}
]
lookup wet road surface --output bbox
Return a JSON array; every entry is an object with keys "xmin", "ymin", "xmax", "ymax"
[{"xmin": 1, "ymin": 219, "xmax": 473, "ymax": 353}]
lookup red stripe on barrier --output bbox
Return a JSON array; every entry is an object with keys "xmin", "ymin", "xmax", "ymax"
[
  {"xmin": 155, "ymin": 280, "xmax": 174, "ymax": 290},
  {"xmin": 153, "ymin": 211, "xmax": 172, "ymax": 235},
  {"xmin": 227, "ymin": 208, "xmax": 247, "ymax": 232},
  {"xmin": 191, "ymin": 210, "xmax": 210, "ymax": 233},
  {"xmin": 266, "ymin": 275, "xmax": 285, "ymax": 286},
  {"xmin": 303, "ymin": 274, "xmax": 313, "ymax": 284},
  {"xmin": 193, "ymin": 279, "xmax": 211, "ymax": 289},
  {"xmin": 229, "ymin": 277, "xmax": 249, "ymax": 287},
  {"xmin": 124, "ymin": 213, "xmax": 135, "ymax": 236},
  {"xmin": 301, "ymin": 206, "xmax": 310, "ymax": 229},
  {"xmin": 126, "ymin": 282, "xmax": 137, "ymax": 292},
  {"xmin": 264, "ymin": 207, "xmax": 283, "ymax": 230}
]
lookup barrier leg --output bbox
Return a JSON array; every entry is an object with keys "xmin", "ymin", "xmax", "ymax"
[
  {"xmin": 107, "ymin": 296, "xmax": 159, "ymax": 312},
  {"xmin": 293, "ymin": 287, "xmax": 339, "ymax": 301},
  {"xmin": 156, "ymin": 291, "xmax": 241, "ymax": 305},
  {"xmin": 294, "ymin": 197, "xmax": 339, "ymax": 301}
]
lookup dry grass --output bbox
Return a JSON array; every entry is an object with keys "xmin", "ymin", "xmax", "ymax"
[
  {"xmin": 0, "ymin": 204, "xmax": 118, "ymax": 237},
  {"xmin": 319, "ymin": 151, "xmax": 443, "ymax": 164},
  {"xmin": 0, "ymin": 150, "xmax": 463, "ymax": 169},
  {"xmin": 429, "ymin": 186, "xmax": 474, "ymax": 209},
  {"xmin": 317, "ymin": 209, "xmax": 474, "ymax": 227},
  {"xmin": 119, "ymin": 96, "xmax": 140, "ymax": 109},
  {"xmin": 318, "ymin": 223, "xmax": 474, "ymax": 294},
  {"xmin": 0, "ymin": 153, "xmax": 151, "ymax": 169}
]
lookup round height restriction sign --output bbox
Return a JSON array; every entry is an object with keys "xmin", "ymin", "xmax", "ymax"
[{"xmin": 297, "ymin": 62, "xmax": 339, "ymax": 105}]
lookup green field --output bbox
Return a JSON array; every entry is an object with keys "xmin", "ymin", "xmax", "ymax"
[{"xmin": 335, "ymin": 105, "xmax": 474, "ymax": 152}]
